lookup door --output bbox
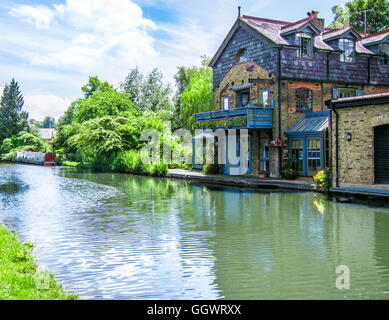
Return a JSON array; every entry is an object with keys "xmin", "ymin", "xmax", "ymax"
[
  {"xmin": 290, "ymin": 139, "xmax": 304, "ymax": 175},
  {"xmin": 306, "ymin": 138, "xmax": 322, "ymax": 176},
  {"xmin": 262, "ymin": 139, "xmax": 270, "ymax": 172},
  {"xmin": 375, "ymin": 124, "xmax": 389, "ymax": 184}
]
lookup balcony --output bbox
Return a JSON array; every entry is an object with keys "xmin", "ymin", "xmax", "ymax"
[{"xmin": 194, "ymin": 105, "xmax": 273, "ymax": 130}]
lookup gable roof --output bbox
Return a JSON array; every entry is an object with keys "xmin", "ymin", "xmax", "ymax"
[
  {"xmin": 210, "ymin": 12, "xmax": 383, "ymax": 68},
  {"xmin": 322, "ymin": 26, "xmax": 362, "ymax": 41}
]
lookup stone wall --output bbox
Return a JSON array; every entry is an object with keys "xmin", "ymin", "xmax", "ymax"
[{"xmin": 331, "ymin": 103, "xmax": 389, "ymax": 186}]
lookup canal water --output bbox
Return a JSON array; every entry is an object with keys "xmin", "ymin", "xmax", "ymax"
[{"xmin": 1, "ymin": 163, "xmax": 389, "ymax": 299}]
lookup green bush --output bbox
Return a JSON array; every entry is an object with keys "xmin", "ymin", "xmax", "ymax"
[
  {"xmin": 113, "ymin": 150, "xmax": 142, "ymax": 173},
  {"xmin": 281, "ymin": 168, "xmax": 297, "ymax": 180},
  {"xmin": 202, "ymin": 164, "xmax": 220, "ymax": 175}
]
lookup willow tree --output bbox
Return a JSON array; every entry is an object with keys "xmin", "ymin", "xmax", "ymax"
[{"xmin": 180, "ymin": 63, "xmax": 214, "ymax": 131}]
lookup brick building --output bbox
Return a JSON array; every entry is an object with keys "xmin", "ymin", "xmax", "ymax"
[
  {"xmin": 193, "ymin": 9, "xmax": 389, "ymax": 177},
  {"xmin": 326, "ymin": 93, "xmax": 389, "ymax": 186}
]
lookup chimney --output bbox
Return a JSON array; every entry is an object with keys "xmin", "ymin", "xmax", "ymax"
[
  {"xmin": 238, "ymin": 6, "xmax": 241, "ymax": 18},
  {"xmin": 308, "ymin": 10, "xmax": 325, "ymax": 31}
]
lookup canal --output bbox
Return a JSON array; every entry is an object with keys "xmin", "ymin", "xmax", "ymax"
[{"xmin": 1, "ymin": 163, "xmax": 389, "ymax": 299}]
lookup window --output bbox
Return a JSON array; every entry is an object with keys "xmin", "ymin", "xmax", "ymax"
[
  {"xmin": 290, "ymin": 139, "xmax": 304, "ymax": 174},
  {"xmin": 296, "ymin": 88, "xmax": 312, "ymax": 110},
  {"xmin": 234, "ymin": 48, "xmax": 249, "ymax": 64},
  {"xmin": 238, "ymin": 92, "xmax": 250, "ymax": 108},
  {"xmin": 261, "ymin": 89, "xmax": 269, "ymax": 107},
  {"xmin": 339, "ymin": 38, "xmax": 355, "ymax": 63},
  {"xmin": 332, "ymin": 88, "xmax": 365, "ymax": 99},
  {"xmin": 222, "ymin": 97, "xmax": 229, "ymax": 110},
  {"xmin": 297, "ymin": 33, "xmax": 313, "ymax": 58},
  {"xmin": 380, "ymin": 43, "xmax": 389, "ymax": 65}
]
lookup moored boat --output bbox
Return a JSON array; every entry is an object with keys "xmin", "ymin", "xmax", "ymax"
[{"xmin": 15, "ymin": 151, "xmax": 56, "ymax": 167}]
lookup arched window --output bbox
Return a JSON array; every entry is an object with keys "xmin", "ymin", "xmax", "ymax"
[
  {"xmin": 296, "ymin": 88, "xmax": 312, "ymax": 110},
  {"xmin": 234, "ymin": 48, "xmax": 249, "ymax": 64}
]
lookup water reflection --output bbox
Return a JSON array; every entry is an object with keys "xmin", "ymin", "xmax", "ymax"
[{"xmin": 1, "ymin": 164, "xmax": 389, "ymax": 299}]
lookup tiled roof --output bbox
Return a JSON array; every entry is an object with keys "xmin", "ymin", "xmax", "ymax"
[
  {"xmin": 361, "ymin": 30, "xmax": 389, "ymax": 45},
  {"xmin": 241, "ymin": 15, "xmax": 331, "ymax": 50},
  {"xmin": 287, "ymin": 111, "xmax": 329, "ymax": 134}
]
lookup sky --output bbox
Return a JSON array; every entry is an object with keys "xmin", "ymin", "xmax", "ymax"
[{"xmin": 0, "ymin": 0, "xmax": 346, "ymax": 121}]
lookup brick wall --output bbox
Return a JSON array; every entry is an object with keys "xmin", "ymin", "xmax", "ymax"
[{"xmin": 331, "ymin": 103, "xmax": 389, "ymax": 186}]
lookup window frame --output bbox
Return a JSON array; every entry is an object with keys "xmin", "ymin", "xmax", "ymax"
[
  {"xmin": 234, "ymin": 48, "xmax": 249, "ymax": 64},
  {"xmin": 222, "ymin": 96, "xmax": 229, "ymax": 110},
  {"xmin": 380, "ymin": 43, "xmax": 389, "ymax": 66},
  {"xmin": 295, "ymin": 88, "xmax": 313, "ymax": 111},
  {"xmin": 261, "ymin": 89, "xmax": 270, "ymax": 107},
  {"xmin": 296, "ymin": 32, "xmax": 313, "ymax": 58},
  {"xmin": 339, "ymin": 38, "xmax": 355, "ymax": 63}
]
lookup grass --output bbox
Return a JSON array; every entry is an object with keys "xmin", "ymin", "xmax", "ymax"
[{"xmin": 0, "ymin": 223, "xmax": 78, "ymax": 300}]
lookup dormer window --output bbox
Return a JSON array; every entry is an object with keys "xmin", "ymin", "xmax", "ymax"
[
  {"xmin": 297, "ymin": 33, "xmax": 313, "ymax": 58},
  {"xmin": 234, "ymin": 48, "xmax": 249, "ymax": 64},
  {"xmin": 339, "ymin": 38, "xmax": 355, "ymax": 63},
  {"xmin": 380, "ymin": 44, "xmax": 389, "ymax": 65}
]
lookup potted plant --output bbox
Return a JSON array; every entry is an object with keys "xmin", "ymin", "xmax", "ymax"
[{"xmin": 258, "ymin": 170, "xmax": 268, "ymax": 178}]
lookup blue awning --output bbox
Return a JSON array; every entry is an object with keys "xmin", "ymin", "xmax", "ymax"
[
  {"xmin": 287, "ymin": 111, "xmax": 329, "ymax": 136},
  {"xmin": 231, "ymin": 84, "xmax": 253, "ymax": 91}
]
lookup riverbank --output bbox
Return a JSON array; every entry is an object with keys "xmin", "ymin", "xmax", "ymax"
[
  {"xmin": 0, "ymin": 223, "xmax": 78, "ymax": 300},
  {"xmin": 168, "ymin": 169, "xmax": 317, "ymax": 192},
  {"xmin": 168, "ymin": 169, "xmax": 389, "ymax": 201}
]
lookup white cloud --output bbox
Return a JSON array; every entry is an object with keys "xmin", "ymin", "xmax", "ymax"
[
  {"xmin": 24, "ymin": 95, "xmax": 71, "ymax": 121},
  {"xmin": 9, "ymin": 5, "xmax": 55, "ymax": 30}
]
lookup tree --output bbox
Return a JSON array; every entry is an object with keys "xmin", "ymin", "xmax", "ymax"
[
  {"xmin": 180, "ymin": 59, "xmax": 214, "ymax": 130},
  {"xmin": 120, "ymin": 67, "xmax": 173, "ymax": 120},
  {"xmin": 81, "ymin": 76, "xmax": 112, "ymax": 99},
  {"xmin": 331, "ymin": 0, "xmax": 389, "ymax": 33},
  {"xmin": 173, "ymin": 65, "xmax": 199, "ymax": 130},
  {"xmin": 0, "ymin": 79, "xmax": 28, "ymax": 143},
  {"xmin": 41, "ymin": 116, "xmax": 56, "ymax": 128}
]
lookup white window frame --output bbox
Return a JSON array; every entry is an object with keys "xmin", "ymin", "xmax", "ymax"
[
  {"xmin": 339, "ymin": 38, "xmax": 355, "ymax": 63},
  {"xmin": 223, "ymin": 96, "xmax": 229, "ymax": 110},
  {"xmin": 296, "ymin": 33, "xmax": 313, "ymax": 58}
]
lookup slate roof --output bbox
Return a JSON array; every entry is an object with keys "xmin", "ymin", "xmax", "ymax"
[
  {"xmin": 287, "ymin": 111, "xmax": 329, "ymax": 135},
  {"xmin": 361, "ymin": 30, "xmax": 389, "ymax": 45}
]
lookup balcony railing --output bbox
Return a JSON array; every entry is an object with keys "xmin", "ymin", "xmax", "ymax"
[{"xmin": 194, "ymin": 105, "xmax": 273, "ymax": 130}]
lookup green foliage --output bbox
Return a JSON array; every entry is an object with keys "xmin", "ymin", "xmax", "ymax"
[
  {"xmin": 0, "ymin": 223, "xmax": 78, "ymax": 300},
  {"xmin": 180, "ymin": 60, "xmax": 214, "ymax": 130},
  {"xmin": 113, "ymin": 149, "xmax": 168, "ymax": 176},
  {"xmin": 121, "ymin": 67, "xmax": 173, "ymax": 120},
  {"xmin": 67, "ymin": 116, "xmax": 140, "ymax": 157},
  {"xmin": 73, "ymin": 89, "xmax": 136, "ymax": 124},
  {"xmin": 0, "ymin": 79, "xmax": 28, "ymax": 144},
  {"xmin": 81, "ymin": 76, "xmax": 112, "ymax": 99},
  {"xmin": 113, "ymin": 150, "xmax": 143, "ymax": 173},
  {"xmin": 202, "ymin": 164, "xmax": 220, "ymax": 175},
  {"xmin": 331, "ymin": 0, "xmax": 389, "ymax": 33},
  {"xmin": 0, "ymin": 131, "xmax": 50, "ymax": 162},
  {"xmin": 41, "ymin": 116, "xmax": 56, "ymax": 129},
  {"xmin": 313, "ymin": 168, "xmax": 330, "ymax": 191}
]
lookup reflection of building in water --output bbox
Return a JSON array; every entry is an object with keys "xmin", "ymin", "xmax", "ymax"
[{"xmin": 192, "ymin": 186, "xmax": 389, "ymax": 299}]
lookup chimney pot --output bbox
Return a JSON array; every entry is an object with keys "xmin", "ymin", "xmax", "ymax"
[{"xmin": 238, "ymin": 6, "xmax": 241, "ymax": 17}]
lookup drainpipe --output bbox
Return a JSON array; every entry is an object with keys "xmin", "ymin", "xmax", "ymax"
[
  {"xmin": 367, "ymin": 55, "xmax": 373, "ymax": 85},
  {"xmin": 333, "ymin": 107, "xmax": 339, "ymax": 188},
  {"xmin": 278, "ymin": 46, "xmax": 283, "ymax": 174}
]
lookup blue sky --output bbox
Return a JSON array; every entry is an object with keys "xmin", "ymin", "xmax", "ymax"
[{"xmin": 0, "ymin": 0, "xmax": 346, "ymax": 121}]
